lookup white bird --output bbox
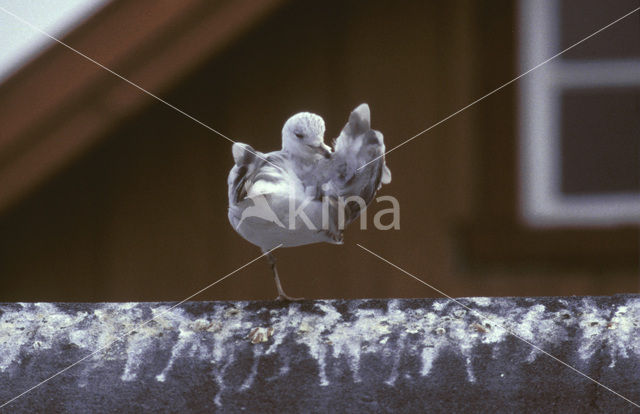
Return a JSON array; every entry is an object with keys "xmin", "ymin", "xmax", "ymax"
[{"xmin": 227, "ymin": 103, "xmax": 391, "ymax": 300}]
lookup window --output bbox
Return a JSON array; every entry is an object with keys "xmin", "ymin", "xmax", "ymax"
[{"xmin": 519, "ymin": 0, "xmax": 640, "ymax": 227}]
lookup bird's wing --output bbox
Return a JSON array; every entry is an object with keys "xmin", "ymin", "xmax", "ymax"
[
  {"xmin": 228, "ymin": 144, "xmax": 293, "ymax": 202},
  {"xmin": 326, "ymin": 103, "xmax": 391, "ymax": 225},
  {"xmin": 228, "ymin": 146, "xmax": 341, "ymax": 247},
  {"xmin": 229, "ymin": 143, "xmax": 258, "ymax": 205}
]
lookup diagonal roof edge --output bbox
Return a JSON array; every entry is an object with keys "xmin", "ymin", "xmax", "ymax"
[{"xmin": 0, "ymin": 0, "xmax": 287, "ymax": 215}]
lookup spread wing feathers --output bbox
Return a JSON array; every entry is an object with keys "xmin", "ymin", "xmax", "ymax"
[{"xmin": 328, "ymin": 103, "xmax": 392, "ymax": 224}]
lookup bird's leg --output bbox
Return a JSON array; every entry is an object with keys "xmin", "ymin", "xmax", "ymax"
[{"xmin": 265, "ymin": 252, "xmax": 303, "ymax": 301}]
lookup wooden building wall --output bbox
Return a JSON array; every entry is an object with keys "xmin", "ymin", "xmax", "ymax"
[{"xmin": 0, "ymin": 0, "xmax": 637, "ymax": 302}]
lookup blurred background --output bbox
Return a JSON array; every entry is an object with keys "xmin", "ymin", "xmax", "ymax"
[{"xmin": 0, "ymin": 0, "xmax": 638, "ymax": 302}]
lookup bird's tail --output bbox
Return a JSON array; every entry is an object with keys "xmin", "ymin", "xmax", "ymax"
[{"xmin": 329, "ymin": 103, "xmax": 391, "ymax": 225}]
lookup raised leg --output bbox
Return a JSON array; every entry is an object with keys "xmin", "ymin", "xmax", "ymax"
[{"xmin": 265, "ymin": 252, "xmax": 303, "ymax": 301}]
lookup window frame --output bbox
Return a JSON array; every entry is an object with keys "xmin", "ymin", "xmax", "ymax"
[
  {"xmin": 518, "ymin": 0, "xmax": 640, "ymax": 228},
  {"xmin": 460, "ymin": 0, "xmax": 638, "ymax": 272}
]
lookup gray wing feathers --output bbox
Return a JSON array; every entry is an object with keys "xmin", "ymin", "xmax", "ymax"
[
  {"xmin": 329, "ymin": 103, "xmax": 392, "ymax": 225},
  {"xmin": 229, "ymin": 143, "xmax": 260, "ymax": 204},
  {"xmin": 228, "ymin": 144, "xmax": 289, "ymax": 205}
]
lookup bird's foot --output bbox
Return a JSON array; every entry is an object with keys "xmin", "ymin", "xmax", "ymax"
[{"xmin": 275, "ymin": 294, "xmax": 304, "ymax": 302}]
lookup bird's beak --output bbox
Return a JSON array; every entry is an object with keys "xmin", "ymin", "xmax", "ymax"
[{"xmin": 309, "ymin": 142, "xmax": 332, "ymax": 158}]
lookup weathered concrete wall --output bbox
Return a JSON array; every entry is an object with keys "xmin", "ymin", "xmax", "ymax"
[{"xmin": 1, "ymin": 296, "xmax": 639, "ymax": 412}]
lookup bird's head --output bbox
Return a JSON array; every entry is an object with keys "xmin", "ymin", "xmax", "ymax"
[{"xmin": 282, "ymin": 112, "xmax": 332, "ymax": 159}]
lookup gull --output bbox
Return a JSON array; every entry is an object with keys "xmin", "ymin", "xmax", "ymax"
[{"xmin": 227, "ymin": 103, "xmax": 391, "ymax": 300}]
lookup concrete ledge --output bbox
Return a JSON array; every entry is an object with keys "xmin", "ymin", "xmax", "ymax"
[{"xmin": 1, "ymin": 295, "xmax": 639, "ymax": 412}]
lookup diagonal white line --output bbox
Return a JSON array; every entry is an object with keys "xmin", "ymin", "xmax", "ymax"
[
  {"xmin": 357, "ymin": 5, "xmax": 640, "ymax": 171},
  {"xmin": 0, "ymin": 244, "xmax": 282, "ymax": 409},
  {"xmin": 356, "ymin": 243, "xmax": 640, "ymax": 410},
  {"xmin": 0, "ymin": 5, "xmax": 280, "ymax": 169}
]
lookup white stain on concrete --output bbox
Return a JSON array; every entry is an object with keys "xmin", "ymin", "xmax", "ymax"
[{"xmin": 1, "ymin": 297, "xmax": 639, "ymax": 405}]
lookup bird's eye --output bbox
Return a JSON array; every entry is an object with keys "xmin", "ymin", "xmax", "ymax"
[{"xmin": 295, "ymin": 132, "xmax": 304, "ymax": 139}]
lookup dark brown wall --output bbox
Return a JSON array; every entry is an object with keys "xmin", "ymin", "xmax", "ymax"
[{"xmin": 0, "ymin": 0, "xmax": 637, "ymax": 302}]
